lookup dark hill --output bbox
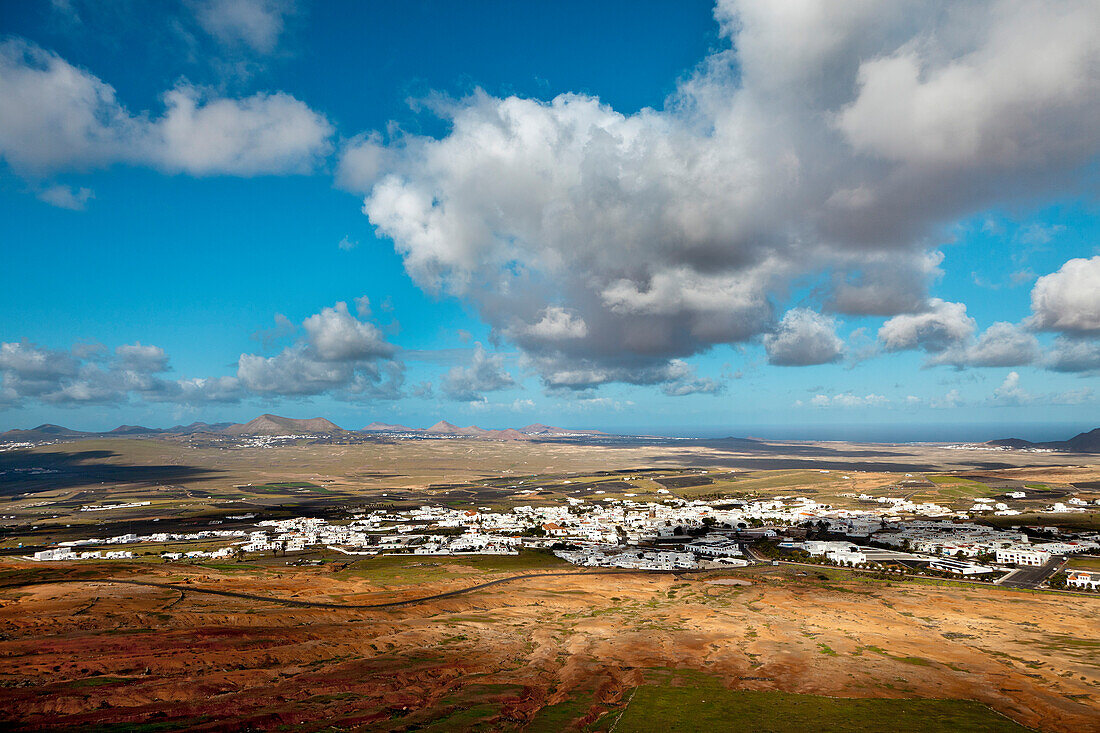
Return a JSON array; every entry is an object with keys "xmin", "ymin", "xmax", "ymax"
[
  {"xmin": 1063, "ymin": 428, "xmax": 1100, "ymax": 453},
  {"xmin": 987, "ymin": 438, "xmax": 1034, "ymax": 449},
  {"xmin": 0, "ymin": 424, "xmax": 90, "ymax": 441},
  {"xmin": 987, "ymin": 428, "xmax": 1100, "ymax": 453}
]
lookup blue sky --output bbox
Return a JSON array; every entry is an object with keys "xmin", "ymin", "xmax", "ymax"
[{"xmin": 1, "ymin": 0, "xmax": 1098, "ymax": 439}]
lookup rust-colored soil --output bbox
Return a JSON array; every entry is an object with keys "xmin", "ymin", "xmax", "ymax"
[{"xmin": 0, "ymin": 561, "xmax": 1097, "ymax": 731}]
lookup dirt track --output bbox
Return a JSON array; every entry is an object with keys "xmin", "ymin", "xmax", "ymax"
[
  {"xmin": 0, "ymin": 568, "xmax": 666, "ymax": 609},
  {"xmin": 0, "ymin": 560, "xmax": 1098, "ymax": 731}
]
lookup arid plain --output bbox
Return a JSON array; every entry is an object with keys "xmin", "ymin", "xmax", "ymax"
[{"xmin": 1, "ymin": 435, "xmax": 1099, "ymax": 731}]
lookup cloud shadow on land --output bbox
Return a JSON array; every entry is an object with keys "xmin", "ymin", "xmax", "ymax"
[
  {"xmin": 0, "ymin": 449, "xmax": 222, "ymax": 497},
  {"xmin": 551, "ymin": 436, "xmax": 1039, "ymax": 472},
  {"xmin": 636, "ymin": 453, "xmax": 1023, "ymax": 473}
]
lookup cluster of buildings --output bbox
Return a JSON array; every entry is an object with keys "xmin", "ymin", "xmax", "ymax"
[
  {"xmin": 80, "ymin": 501, "xmax": 151, "ymax": 512},
  {"xmin": 0, "ymin": 441, "xmax": 41, "ymax": 453},
  {"xmin": 233, "ymin": 434, "xmax": 331, "ymax": 448},
  {"xmin": 161, "ymin": 547, "xmax": 235, "ymax": 560},
  {"xmin": 32, "ymin": 548, "xmax": 134, "ymax": 561},
  {"xmin": 783, "ymin": 517, "xmax": 1100, "ymax": 577},
  {"xmin": 23, "ymin": 490, "xmax": 1100, "ymax": 590},
  {"xmin": 854, "ymin": 494, "xmax": 953, "ymax": 517},
  {"xmin": 858, "ymin": 519, "xmax": 1099, "ymax": 567},
  {"xmin": 556, "ymin": 534, "xmax": 748, "ymax": 570},
  {"xmin": 555, "ymin": 547, "xmax": 701, "ymax": 570},
  {"xmin": 778, "ymin": 540, "xmax": 878, "ymax": 567},
  {"xmin": 31, "ymin": 528, "xmax": 248, "ymax": 561}
]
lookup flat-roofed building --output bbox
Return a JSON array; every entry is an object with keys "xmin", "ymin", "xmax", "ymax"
[
  {"xmin": 1066, "ymin": 570, "xmax": 1100, "ymax": 590},
  {"xmin": 996, "ymin": 547, "xmax": 1051, "ymax": 566}
]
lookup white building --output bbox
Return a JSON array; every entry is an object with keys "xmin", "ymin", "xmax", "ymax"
[
  {"xmin": 1066, "ymin": 570, "xmax": 1100, "ymax": 590},
  {"xmin": 33, "ymin": 548, "xmax": 75, "ymax": 561},
  {"xmin": 796, "ymin": 541, "xmax": 867, "ymax": 566},
  {"xmin": 687, "ymin": 537, "xmax": 743, "ymax": 557},
  {"xmin": 928, "ymin": 557, "xmax": 994, "ymax": 575},
  {"xmin": 996, "ymin": 547, "xmax": 1051, "ymax": 566}
]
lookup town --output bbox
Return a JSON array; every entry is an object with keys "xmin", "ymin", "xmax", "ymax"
[{"xmin": 30, "ymin": 490, "xmax": 1100, "ymax": 591}]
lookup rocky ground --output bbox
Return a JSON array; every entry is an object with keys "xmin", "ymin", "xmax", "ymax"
[{"xmin": 0, "ymin": 559, "xmax": 1097, "ymax": 731}]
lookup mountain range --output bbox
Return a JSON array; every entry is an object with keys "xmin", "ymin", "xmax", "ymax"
[
  {"xmin": 987, "ymin": 428, "xmax": 1100, "ymax": 454},
  {"xmin": 0, "ymin": 414, "xmax": 606, "ymax": 442},
  {"xmin": 363, "ymin": 419, "xmax": 606, "ymax": 441}
]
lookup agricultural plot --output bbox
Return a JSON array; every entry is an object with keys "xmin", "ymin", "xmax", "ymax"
[
  {"xmin": 3, "ymin": 436, "xmax": 1099, "ymax": 550},
  {"xmin": 593, "ymin": 669, "xmax": 1029, "ymax": 732},
  {"xmin": 1065, "ymin": 556, "xmax": 1100, "ymax": 572}
]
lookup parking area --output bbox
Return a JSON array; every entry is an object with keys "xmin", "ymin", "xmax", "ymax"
[{"xmin": 999, "ymin": 556, "xmax": 1066, "ymax": 589}]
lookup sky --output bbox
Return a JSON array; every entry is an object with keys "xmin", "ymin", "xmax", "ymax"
[{"xmin": 0, "ymin": 0, "xmax": 1098, "ymax": 441}]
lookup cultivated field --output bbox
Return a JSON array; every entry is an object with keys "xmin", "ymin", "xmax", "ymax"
[
  {"xmin": 2, "ymin": 436, "xmax": 1099, "ymax": 730},
  {"xmin": 3, "ymin": 437, "xmax": 1099, "ymax": 550}
]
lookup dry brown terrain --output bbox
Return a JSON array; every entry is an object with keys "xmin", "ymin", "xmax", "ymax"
[
  {"xmin": 0, "ymin": 559, "xmax": 1097, "ymax": 731},
  {"xmin": 2, "ymin": 437, "xmax": 1099, "ymax": 730},
  {"xmin": 4, "ymin": 437, "xmax": 1099, "ymax": 551}
]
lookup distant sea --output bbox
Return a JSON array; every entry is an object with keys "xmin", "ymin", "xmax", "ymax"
[{"xmin": 636, "ymin": 422, "xmax": 1095, "ymax": 444}]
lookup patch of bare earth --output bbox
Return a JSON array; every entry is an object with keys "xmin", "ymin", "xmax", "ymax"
[{"xmin": 0, "ymin": 562, "xmax": 1097, "ymax": 731}]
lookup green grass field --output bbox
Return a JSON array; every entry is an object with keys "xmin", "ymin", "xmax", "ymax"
[
  {"xmin": 913, "ymin": 475, "xmax": 992, "ymax": 501},
  {"xmin": 676, "ymin": 470, "xmax": 843, "ymax": 499},
  {"xmin": 1065, "ymin": 555, "xmax": 1100, "ymax": 572},
  {"xmin": 927, "ymin": 475, "xmax": 988, "ymax": 486},
  {"xmin": 592, "ymin": 670, "xmax": 1029, "ymax": 732},
  {"xmin": 527, "ymin": 695, "xmax": 595, "ymax": 732},
  {"xmin": 981, "ymin": 513, "xmax": 1100, "ymax": 532},
  {"xmin": 333, "ymin": 550, "xmax": 570, "ymax": 585}
]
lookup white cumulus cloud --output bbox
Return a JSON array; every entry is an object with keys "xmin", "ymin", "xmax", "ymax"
[
  {"xmin": 1029, "ymin": 256, "xmax": 1100, "ymax": 335},
  {"xmin": 0, "ymin": 39, "xmax": 332, "ymax": 179},
  {"xmin": 879, "ymin": 299, "xmax": 975, "ymax": 353},
  {"xmin": 353, "ymin": 1, "xmax": 1100, "ymax": 389},
  {"xmin": 764, "ymin": 309, "xmax": 844, "ymax": 366},
  {"xmin": 929, "ymin": 322, "xmax": 1041, "ymax": 368}
]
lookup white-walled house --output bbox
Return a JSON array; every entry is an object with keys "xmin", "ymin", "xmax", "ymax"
[{"xmin": 1066, "ymin": 570, "xmax": 1100, "ymax": 590}]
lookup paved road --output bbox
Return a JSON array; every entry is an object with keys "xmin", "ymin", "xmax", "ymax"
[
  {"xmin": 740, "ymin": 543, "xmax": 769, "ymax": 563},
  {"xmin": 739, "ymin": 541, "xmax": 1091, "ymax": 594},
  {"xmin": 5, "ymin": 554, "xmax": 1091, "ymax": 610},
  {"xmin": 999, "ymin": 556, "xmax": 1066, "ymax": 589}
]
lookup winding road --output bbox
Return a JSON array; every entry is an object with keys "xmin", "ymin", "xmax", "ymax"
[
  {"xmin": 0, "ymin": 568, "xmax": 679, "ymax": 610},
  {"xmin": 5, "ymin": 555, "xmax": 1091, "ymax": 611}
]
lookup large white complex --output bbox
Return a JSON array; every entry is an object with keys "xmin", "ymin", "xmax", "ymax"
[{"xmin": 996, "ymin": 548, "xmax": 1052, "ymax": 566}]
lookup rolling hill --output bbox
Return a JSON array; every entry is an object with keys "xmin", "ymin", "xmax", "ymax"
[
  {"xmin": 362, "ymin": 422, "xmax": 414, "ymax": 432},
  {"xmin": 0, "ymin": 424, "xmax": 91, "ymax": 442},
  {"xmin": 0, "ymin": 414, "xmax": 606, "ymax": 443},
  {"xmin": 221, "ymin": 414, "xmax": 345, "ymax": 436},
  {"xmin": 364, "ymin": 420, "xmax": 607, "ymax": 441},
  {"xmin": 988, "ymin": 427, "xmax": 1100, "ymax": 453}
]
